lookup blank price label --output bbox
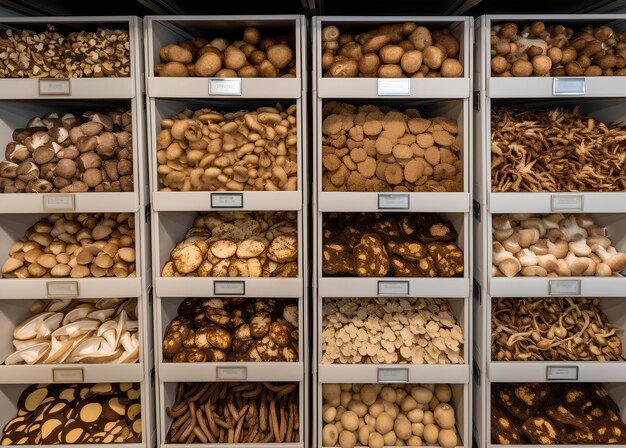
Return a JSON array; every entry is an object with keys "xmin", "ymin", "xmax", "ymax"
[
  {"xmin": 378, "ymin": 193, "xmax": 409, "ymax": 210},
  {"xmin": 43, "ymin": 194, "xmax": 75, "ymax": 211},
  {"xmin": 217, "ymin": 366, "xmax": 247, "ymax": 380},
  {"xmin": 551, "ymin": 194, "xmax": 583, "ymax": 212},
  {"xmin": 378, "ymin": 281, "xmax": 409, "ymax": 296},
  {"xmin": 214, "ymin": 281, "xmax": 245, "ymax": 295},
  {"xmin": 53, "ymin": 368, "xmax": 84, "ymax": 383},
  {"xmin": 377, "ymin": 78, "xmax": 411, "ymax": 96},
  {"xmin": 209, "ymin": 78, "xmax": 242, "ymax": 96},
  {"xmin": 547, "ymin": 366, "xmax": 578, "ymax": 381},
  {"xmin": 377, "ymin": 368, "xmax": 409, "ymax": 383},
  {"xmin": 47, "ymin": 281, "xmax": 79, "ymax": 298},
  {"xmin": 211, "ymin": 193, "xmax": 243, "ymax": 208},
  {"xmin": 553, "ymin": 77, "xmax": 585, "ymax": 95},
  {"xmin": 549, "ymin": 279, "xmax": 581, "ymax": 296},
  {"xmin": 39, "ymin": 79, "xmax": 71, "ymax": 95}
]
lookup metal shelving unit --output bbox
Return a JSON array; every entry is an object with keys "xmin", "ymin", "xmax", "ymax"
[
  {"xmin": 144, "ymin": 15, "xmax": 308, "ymax": 448},
  {"xmin": 473, "ymin": 14, "xmax": 626, "ymax": 448}
]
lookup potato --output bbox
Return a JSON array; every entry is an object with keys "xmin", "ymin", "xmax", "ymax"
[
  {"xmin": 322, "ymin": 424, "xmax": 339, "ymax": 446},
  {"xmin": 438, "ymin": 429, "xmax": 457, "ymax": 448},
  {"xmin": 368, "ymin": 431, "xmax": 384, "ymax": 448},
  {"xmin": 380, "ymin": 45, "xmax": 405, "ymax": 64},
  {"xmin": 348, "ymin": 400, "xmax": 368, "ymax": 417},
  {"xmin": 323, "ymin": 384, "xmax": 342, "ymax": 402},
  {"xmin": 375, "ymin": 412, "xmax": 393, "ymax": 434},
  {"xmin": 409, "ymin": 26, "xmax": 432, "ymax": 51},
  {"xmin": 400, "ymin": 50, "xmax": 422, "ymax": 73},
  {"xmin": 434, "ymin": 384, "xmax": 452, "ymax": 403},
  {"xmin": 360, "ymin": 385, "xmax": 378, "ymax": 405},
  {"xmin": 423, "ymin": 46, "xmax": 444, "ymax": 69},
  {"xmin": 359, "ymin": 425, "xmax": 373, "ymax": 445},
  {"xmin": 340, "ymin": 410, "xmax": 359, "ymax": 432},
  {"xmin": 157, "ymin": 62, "xmax": 189, "ymax": 77},
  {"xmin": 435, "ymin": 33, "xmax": 460, "ymax": 57},
  {"xmin": 338, "ymin": 430, "xmax": 357, "ymax": 448},
  {"xmin": 433, "ymin": 403, "xmax": 455, "ymax": 429},
  {"xmin": 423, "ymin": 423, "xmax": 439, "ymax": 445},
  {"xmin": 441, "ymin": 58, "xmax": 463, "ymax": 77},
  {"xmin": 411, "ymin": 386, "xmax": 433, "ymax": 404},
  {"xmin": 378, "ymin": 64, "xmax": 403, "ymax": 78},
  {"xmin": 359, "ymin": 53, "xmax": 381, "ymax": 75},
  {"xmin": 267, "ymin": 44, "xmax": 294, "ymax": 69},
  {"xmin": 394, "ymin": 416, "xmax": 413, "ymax": 441},
  {"xmin": 194, "ymin": 52, "xmax": 222, "ymax": 77},
  {"xmin": 323, "ymin": 404, "xmax": 337, "ymax": 423},
  {"xmin": 223, "ymin": 46, "xmax": 247, "ymax": 70}
]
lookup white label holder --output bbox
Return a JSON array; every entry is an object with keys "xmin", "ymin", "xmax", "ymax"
[
  {"xmin": 209, "ymin": 78, "xmax": 242, "ymax": 96},
  {"xmin": 39, "ymin": 79, "xmax": 71, "ymax": 95},
  {"xmin": 547, "ymin": 365, "xmax": 578, "ymax": 381},
  {"xmin": 52, "ymin": 367, "xmax": 84, "ymax": 383},
  {"xmin": 378, "ymin": 193, "xmax": 409, "ymax": 210},
  {"xmin": 216, "ymin": 366, "xmax": 247, "ymax": 380},
  {"xmin": 377, "ymin": 367, "xmax": 409, "ymax": 383},
  {"xmin": 43, "ymin": 194, "xmax": 75, "ymax": 211},
  {"xmin": 47, "ymin": 281, "xmax": 79, "ymax": 298},
  {"xmin": 551, "ymin": 194, "xmax": 583, "ymax": 212},
  {"xmin": 211, "ymin": 192, "xmax": 243, "ymax": 208},
  {"xmin": 549, "ymin": 279, "xmax": 581, "ymax": 296},
  {"xmin": 214, "ymin": 281, "xmax": 245, "ymax": 295},
  {"xmin": 553, "ymin": 77, "xmax": 585, "ymax": 96},
  {"xmin": 378, "ymin": 281, "xmax": 409, "ymax": 296},
  {"xmin": 377, "ymin": 78, "xmax": 411, "ymax": 96}
]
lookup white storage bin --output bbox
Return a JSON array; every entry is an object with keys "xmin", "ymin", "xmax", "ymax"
[
  {"xmin": 479, "ymin": 213, "xmax": 626, "ymax": 297},
  {"xmin": 316, "ymin": 212, "xmax": 471, "ymax": 298},
  {"xmin": 148, "ymin": 99, "xmax": 304, "ymax": 212},
  {"xmin": 317, "ymin": 296, "xmax": 469, "ymax": 384},
  {"xmin": 157, "ymin": 381, "xmax": 304, "ymax": 448},
  {"xmin": 475, "ymin": 97, "xmax": 626, "ymax": 212},
  {"xmin": 487, "ymin": 296, "xmax": 626, "ymax": 383},
  {"xmin": 0, "ymin": 100, "xmax": 142, "ymax": 213},
  {"xmin": 486, "ymin": 382, "xmax": 626, "ymax": 447},
  {"xmin": 155, "ymin": 296, "xmax": 304, "ymax": 383},
  {"xmin": 144, "ymin": 16, "xmax": 306, "ymax": 99},
  {"xmin": 0, "ymin": 212, "xmax": 143, "ymax": 299},
  {"xmin": 477, "ymin": 15, "xmax": 626, "ymax": 99},
  {"xmin": 0, "ymin": 17, "xmax": 141, "ymax": 100},
  {"xmin": 315, "ymin": 99, "xmax": 470, "ymax": 213},
  {"xmin": 0, "ymin": 298, "xmax": 145, "ymax": 384},
  {"xmin": 0, "ymin": 382, "xmax": 147, "ymax": 447},
  {"xmin": 153, "ymin": 210, "xmax": 305, "ymax": 298},
  {"xmin": 314, "ymin": 17, "xmax": 472, "ymax": 99},
  {"xmin": 314, "ymin": 382, "xmax": 469, "ymax": 448}
]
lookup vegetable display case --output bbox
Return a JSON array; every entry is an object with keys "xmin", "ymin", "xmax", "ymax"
[
  {"xmin": 473, "ymin": 14, "xmax": 626, "ymax": 448},
  {"xmin": 313, "ymin": 16, "xmax": 473, "ymax": 448},
  {"xmin": 0, "ymin": 16, "xmax": 154, "ymax": 448},
  {"xmin": 144, "ymin": 15, "xmax": 308, "ymax": 448}
]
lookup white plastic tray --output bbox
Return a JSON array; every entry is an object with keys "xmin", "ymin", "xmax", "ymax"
[
  {"xmin": 0, "ymin": 100, "xmax": 144, "ymax": 214},
  {"xmin": 0, "ymin": 17, "xmax": 141, "ymax": 100},
  {"xmin": 314, "ymin": 17, "xmax": 472, "ymax": 99},
  {"xmin": 479, "ymin": 15, "xmax": 626, "ymax": 99},
  {"xmin": 144, "ymin": 16, "xmax": 306, "ymax": 99},
  {"xmin": 0, "ymin": 212, "xmax": 143, "ymax": 299},
  {"xmin": 148, "ymin": 99, "xmax": 304, "ymax": 212}
]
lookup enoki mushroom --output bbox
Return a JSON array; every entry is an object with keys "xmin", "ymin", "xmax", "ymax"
[
  {"xmin": 491, "ymin": 106, "xmax": 626, "ymax": 192},
  {"xmin": 492, "ymin": 297, "xmax": 623, "ymax": 361}
]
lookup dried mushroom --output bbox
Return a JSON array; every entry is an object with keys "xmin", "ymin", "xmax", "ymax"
[
  {"xmin": 323, "ymin": 213, "xmax": 463, "ymax": 278},
  {"xmin": 161, "ymin": 211, "xmax": 298, "ymax": 278},
  {"xmin": 492, "ymin": 297, "xmax": 623, "ymax": 362},
  {"xmin": 492, "ymin": 383, "xmax": 626, "ymax": 444},
  {"xmin": 162, "ymin": 298, "xmax": 298, "ymax": 362},
  {"xmin": 491, "ymin": 107, "xmax": 626, "ymax": 192},
  {"xmin": 322, "ymin": 102, "xmax": 462, "ymax": 192},
  {"xmin": 157, "ymin": 104, "xmax": 297, "ymax": 192},
  {"xmin": 0, "ymin": 25, "xmax": 130, "ymax": 78},
  {"xmin": 4, "ymin": 298, "xmax": 139, "ymax": 365},
  {"xmin": 0, "ymin": 108, "xmax": 133, "ymax": 193},
  {"xmin": 165, "ymin": 382, "xmax": 299, "ymax": 443},
  {"xmin": 1, "ymin": 383, "xmax": 141, "ymax": 445},
  {"xmin": 322, "ymin": 297, "xmax": 463, "ymax": 365}
]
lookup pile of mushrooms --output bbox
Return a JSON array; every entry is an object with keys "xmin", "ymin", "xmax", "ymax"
[
  {"xmin": 163, "ymin": 297, "xmax": 298, "ymax": 362},
  {"xmin": 322, "ymin": 298, "xmax": 463, "ymax": 364},
  {"xmin": 492, "ymin": 214, "xmax": 626, "ymax": 277},
  {"xmin": 165, "ymin": 382, "xmax": 299, "ymax": 443},
  {"xmin": 322, "ymin": 102, "xmax": 462, "ymax": 192},
  {"xmin": 1, "ymin": 383, "xmax": 141, "ymax": 445},
  {"xmin": 2, "ymin": 213, "xmax": 136, "ymax": 279},
  {"xmin": 155, "ymin": 27, "xmax": 296, "ymax": 78},
  {"xmin": 0, "ymin": 108, "xmax": 133, "ymax": 193},
  {"xmin": 492, "ymin": 297, "xmax": 623, "ymax": 361},
  {"xmin": 157, "ymin": 104, "xmax": 297, "ymax": 192},
  {"xmin": 491, "ymin": 106, "xmax": 626, "ymax": 192},
  {"xmin": 491, "ymin": 21, "xmax": 626, "ymax": 76},
  {"xmin": 161, "ymin": 211, "xmax": 298, "ymax": 278},
  {"xmin": 4, "ymin": 298, "xmax": 139, "ymax": 365},
  {"xmin": 0, "ymin": 26, "xmax": 130, "ymax": 78}
]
